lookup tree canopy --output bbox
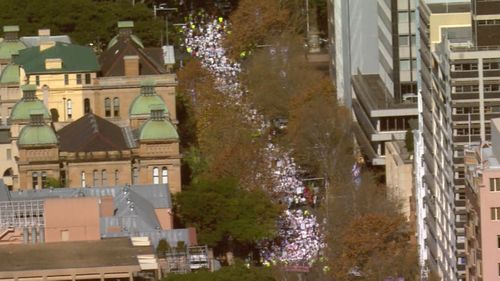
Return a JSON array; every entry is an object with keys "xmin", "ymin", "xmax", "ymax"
[
  {"xmin": 163, "ymin": 262, "xmax": 276, "ymax": 281},
  {"xmin": 0, "ymin": 0, "xmax": 163, "ymax": 49},
  {"xmin": 174, "ymin": 178, "xmax": 280, "ymax": 251}
]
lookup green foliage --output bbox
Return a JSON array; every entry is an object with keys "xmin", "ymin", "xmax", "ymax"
[
  {"xmin": 45, "ymin": 177, "xmax": 63, "ymax": 188},
  {"xmin": 0, "ymin": 0, "xmax": 163, "ymax": 48},
  {"xmin": 163, "ymin": 262, "xmax": 276, "ymax": 281},
  {"xmin": 156, "ymin": 239, "xmax": 171, "ymax": 258},
  {"xmin": 174, "ymin": 178, "xmax": 280, "ymax": 249}
]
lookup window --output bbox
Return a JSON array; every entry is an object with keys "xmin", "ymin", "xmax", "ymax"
[
  {"xmin": 84, "ymin": 98, "xmax": 90, "ymax": 114},
  {"xmin": 35, "ymin": 75, "xmax": 40, "ymax": 86},
  {"xmin": 41, "ymin": 172, "xmax": 47, "ymax": 188},
  {"xmin": 32, "ymin": 172, "xmax": 39, "ymax": 189},
  {"xmin": 6, "ymin": 148, "xmax": 11, "ymax": 160},
  {"xmin": 398, "ymin": 11, "xmax": 409, "ymax": 23},
  {"xmin": 84, "ymin": 73, "xmax": 91, "ymax": 84},
  {"xmin": 162, "ymin": 167, "xmax": 168, "ymax": 184},
  {"xmin": 81, "ymin": 171, "xmax": 86, "ymax": 187},
  {"xmin": 66, "ymin": 99, "xmax": 72, "ymax": 119},
  {"xmin": 491, "ymin": 178, "xmax": 500, "ymax": 191},
  {"xmin": 113, "ymin": 97, "xmax": 120, "ymax": 117},
  {"xmin": 491, "ymin": 207, "xmax": 500, "ymax": 220},
  {"xmin": 64, "ymin": 74, "xmax": 69, "ymax": 85},
  {"xmin": 101, "ymin": 170, "xmax": 107, "ymax": 186},
  {"xmin": 115, "ymin": 170, "xmax": 119, "ymax": 185},
  {"xmin": 105, "ymin": 98, "xmax": 111, "ymax": 117},
  {"xmin": 400, "ymin": 60, "xmax": 411, "ymax": 71},
  {"xmin": 132, "ymin": 168, "xmax": 139, "ymax": 184},
  {"xmin": 153, "ymin": 167, "xmax": 160, "ymax": 184},
  {"xmin": 399, "ymin": 35, "xmax": 409, "ymax": 46},
  {"xmin": 93, "ymin": 170, "xmax": 99, "ymax": 187},
  {"xmin": 497, "ymin": 235, "xmax": 500, "ymax": 248},
  {"xmin": 76, "ymin": 74, "xmax": 82, "ymax": 85}
]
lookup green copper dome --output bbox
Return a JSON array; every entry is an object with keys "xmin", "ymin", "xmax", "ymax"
[
  {"xmin": 18, "ymin": 124, "xmax": 58, "ymax": 146},
  {"xmin": 129, "ymin": 81, "xmax": 169, "ymax": 117},
  {"xmin": 0, "ymin": 40, "xmax": 26, "ymax": 60},
  {"xmin": 10, "ymin": 85, "xmax": 50, "ymax": 122},
  {"xmin": 139, "ymin": 119, "xmax": 178, "ymax": 141},
  {"xmin": 0, "ymin": 64, "xmax": 19, "ymax": 84}
]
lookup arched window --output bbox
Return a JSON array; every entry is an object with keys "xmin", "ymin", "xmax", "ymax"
[
  {"xmin": 132, "ymin": 167, "xmax": 139, "ymax": 185},
  {"xmin": 81, "ymin": 171, "xmax": 86, "ymax": 187},
  {"xmin": 104, "ymin": 98, "xmax": 111, "ymax": 117},
  {"xmin": 32, "ymin": 172, "xmax": 39, "ymax": 189},
  {"xmin": 41, "ymin": 172, "xmax": 47, "ymax": 188},
  {"xmin": 93, "ymin": 170, "xmax": 99, "ymax": 187},
  {"xmin": 101, "ymin": 170, "xmax": 107, "ymax": 186},
  {"xmin": 114, "ymin": 170, "xmax": 119, "ymax": 185},
  {"xmin": 3, "ymin": 168, "xmax": 12, "ymax": 177},
  {"xmin": 161, "ymin": 167, "xmax": 168, "ymax": 184},
  {"xmin": 153, "ymin": 167, "xmax": 159, "ymax": 184},
  {"xmin": 84, "ymin": 98, "xmax": 90, "ymax": 114},
  {"xmin": 113, "ymin": 97, "xmax": 120, "ymax": 117},
  {"xmin": 66, "ymin": 99, "xmax": 72, "ymax": 119}
]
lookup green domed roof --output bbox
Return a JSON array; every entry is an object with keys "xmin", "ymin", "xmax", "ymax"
[
  {"xmin": 129, "ymin": 81, "xmax": 168, "ymax": 117},
  {"xmin": 10, "ymin": 85, "xmax": 50, "ymax": 121},
  {"xmin": 0, "ymin": 40, "xmax": 26, "ymax": 60},
  {"xmin": 139, "ymin": 119, "xmax": 178, "ymax": 141},
  {"xmin": 18, "ymin": 125, "xmax": 58, "ymax": 146},
  {"xmin": 129, "ymin": 95, "xmax": 168, "ymax": 117},
  {"xmin": 0, "ymin": 64, "xmax": 19, "ymax": 84}
]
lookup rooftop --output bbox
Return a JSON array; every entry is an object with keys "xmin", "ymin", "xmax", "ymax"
[
  {"xmin": 57, "ymin": 113, "xmax": 131, "ymax": 152},
  {"xmin": 352, "ymin": 74, "xmax": 417, "ymax": 111},
  {"xmin": 14, "ymin": 42, "xmax": 99, "ymax": 74},
  {"xmin": 428, "ymin": 2, "xmax": 471, "ymax": 14},
  {"xmin": 0, "ymin": 238, "xmax": 151, "ymax": 273}
]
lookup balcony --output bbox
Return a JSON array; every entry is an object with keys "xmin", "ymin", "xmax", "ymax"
[
  {"xmin": 451, "ymin": 71, "xmax": 478, "ymax": 79},
  {"xmin": 451, "ymin": 93, "xmax": 479, "ymax": 100}
]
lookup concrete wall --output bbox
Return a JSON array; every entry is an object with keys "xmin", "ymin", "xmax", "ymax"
[
  {"xmin": 385, "ymin": 142, "xmax": 413, "ymax": 220},
  {"xmin": 44, "ymin": 197, "xmax": 100, "ymax": 242}
]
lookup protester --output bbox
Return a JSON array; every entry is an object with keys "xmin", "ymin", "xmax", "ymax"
[{"xmin": 182, "ymin": 13, "xmax": 325, "ymax": 266}]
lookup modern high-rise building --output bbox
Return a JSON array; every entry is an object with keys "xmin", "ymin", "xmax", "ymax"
[
  {"xmin": 328, "ymin": 0, "xmax": 420, "ymax": 165},
  {"xmin": 415, "ymin": 1, "xmax": 458, "ymax": 279}
]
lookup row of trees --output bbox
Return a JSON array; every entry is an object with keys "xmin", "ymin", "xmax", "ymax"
[
  {"xmin": 171, "ymin": 0, "xmax": 421, "ymax": 280},
  {"xmin": 0, "ymin": 0, "xmax": 163, "ymax": 48}
]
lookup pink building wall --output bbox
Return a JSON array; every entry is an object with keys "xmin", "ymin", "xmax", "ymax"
[
  {"xmin": 480, "ymin": 169, "xmax": 500, "ymax": 280},
  {"xmin": 44, "ymin": 197, "xmax": 101, "ymax": 243}
]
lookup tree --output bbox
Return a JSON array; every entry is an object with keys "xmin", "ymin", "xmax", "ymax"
[
  {"xmin": 174, "ymin": 178, "xmax": 281, "ymax": 256},
  {"xmin": 156, "ymin": 239, "xmax": 171, "ymax": 258},
  {"xmin": 163, "ymin": 261, "xmax": 277, "ymax": 281},
  {"xmin": 45, "ymin": 176, "xmax": 63, "ymax": 188},
  {"xmin": 0, "ymin": 0, "xmax": 163, "ymax": 48},
  {"xmin": 224, "ymin": 0, "xmax": 295, "ymax": 59}
]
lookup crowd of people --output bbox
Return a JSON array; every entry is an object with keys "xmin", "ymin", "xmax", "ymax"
[{"xmin": 181, "ymin": 13, "xmax": 325, "ymax": 266}]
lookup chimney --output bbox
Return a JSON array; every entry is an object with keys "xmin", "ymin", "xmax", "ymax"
[
  {"xmin": 21, "ymin": 84, "xmax": 37, "ymax": 100},
  {"xmin": 38, "ymin": 29, "xmax": 51, "ymax": 37},
  {"xmin": 118, "ymin": 21, "xmax": 134, "ymax": 37},
  {"xmin": 3, "ymin": 25, "xmax": 19, "ymax": 41},
  {"xmin": 124, "ymin": 55, "xmax": 140, "ymax": 76},
  {"xmin": 40, "ymin": 40, "xmax": 55, "ymax": 51}
]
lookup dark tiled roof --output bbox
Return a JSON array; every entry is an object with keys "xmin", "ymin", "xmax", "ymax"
[
  {"xmin": 14, "ymin": 42, "xmax": 100, "ymax": 74},
  {"xmin": 0, "ymin": 238, "xmax": 151, "ymax": 272},
  {"xmin": 57, "ymin": 113, "xmax": 129, "ymax": 152},
  {"xmin": 99, "ymin": 36, "xmax": 166, "ymax": 77}
]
